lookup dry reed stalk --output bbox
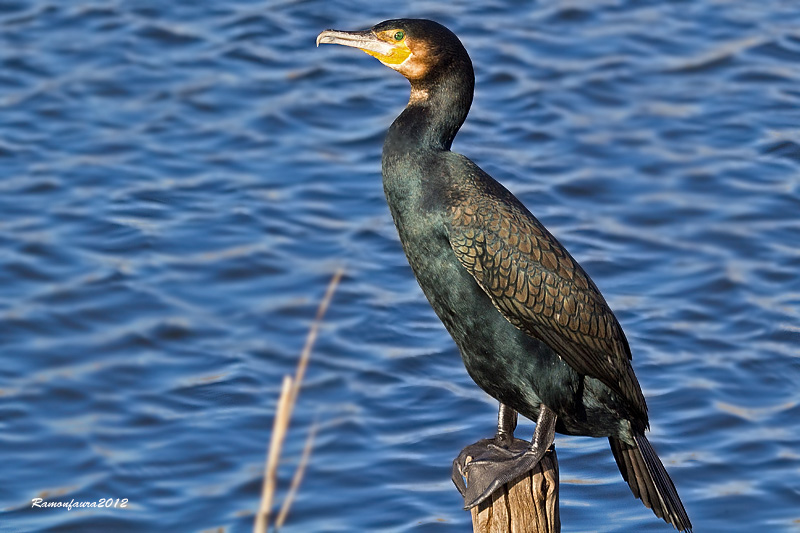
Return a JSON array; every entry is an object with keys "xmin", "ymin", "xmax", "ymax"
[
  {"xmin": 253, "ymin": 269, "xmax": 344, "ymax": 533},
  {"xmin": 287, "ymin": 268, "xmax": 344, "ymax": 411},
  {"xmin": 254, "ymin": 375, "xmax": 293, "ymax": 533},
  {"xmin": 275, "ymin": 422, "xmax": 319, "ymax": 528}
]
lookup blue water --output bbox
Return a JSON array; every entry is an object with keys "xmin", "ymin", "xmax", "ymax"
[{"xmin": 1, "ymin": 1, "xmax": 799, "ymax": 532}]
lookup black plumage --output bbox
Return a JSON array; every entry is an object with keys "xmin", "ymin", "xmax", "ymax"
[{"xmin": 318, "ymin": 18, "xmax": 691, "ymax": 531}]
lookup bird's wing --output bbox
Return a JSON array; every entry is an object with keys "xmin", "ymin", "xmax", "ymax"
[{"xmin": 446, "ymin": 179, "xmax": 647, "ymax": 416}]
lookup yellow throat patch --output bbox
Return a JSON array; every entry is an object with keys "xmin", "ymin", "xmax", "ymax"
[{"xmin": 361, "ymin": 29, "xmax": 411, "ymax": 65}]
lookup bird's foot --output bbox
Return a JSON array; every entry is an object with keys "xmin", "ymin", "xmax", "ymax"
[
  {"xmin": 452, "ymin": 438, "xmax": 508, "ymax": 497},
  {"xmin": 452, "ymin": 437, "xmax": 545, "ymax": 508}
]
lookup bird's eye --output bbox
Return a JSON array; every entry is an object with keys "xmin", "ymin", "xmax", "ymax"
[{"xmin": 393, "ymin": 30, "xmax": 404, "ymax": 41}]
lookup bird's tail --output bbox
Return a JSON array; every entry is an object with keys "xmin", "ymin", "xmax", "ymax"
[{"xmin": 609, "ymin": 434, "xmax": 692, "ymax": 532}]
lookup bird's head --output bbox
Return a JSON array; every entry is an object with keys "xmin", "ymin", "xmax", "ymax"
[{"xmin": 316, "ymin": 19, "xmax": 470, "ymax": 84}]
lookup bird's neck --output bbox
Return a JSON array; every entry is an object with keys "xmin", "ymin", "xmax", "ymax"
[{"xmin": 386, "ymin": 62, "xmax": 475, "ymax": 153}]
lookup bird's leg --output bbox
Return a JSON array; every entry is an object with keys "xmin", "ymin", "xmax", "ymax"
[
  {"xmin": 455, "ymin": 404, "xmax": 558, "ymax": 509},
  {"xmin": 495, "ymin": 403, "xmax": 517, "ymax": 447},
  {"xmin": 452, "ymin": 403, "xmax": 519, "ymax": 497}
]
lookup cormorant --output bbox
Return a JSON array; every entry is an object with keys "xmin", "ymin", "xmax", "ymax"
[{"xmin": 317, "ymin": 19, "xmax": 692, "ymax": 532}]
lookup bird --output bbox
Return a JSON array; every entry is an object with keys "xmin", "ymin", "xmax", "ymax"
[{"xmin": 317, "ymin": 18, "xmax": 692, "ymax": 532}]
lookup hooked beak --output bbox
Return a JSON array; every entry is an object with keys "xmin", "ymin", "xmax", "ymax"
[{"xmin": 316, "ymin": 29, "xmax": 395, "ymax": 57}]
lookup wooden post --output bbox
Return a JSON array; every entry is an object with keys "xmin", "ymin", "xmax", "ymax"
[{"xmin": 468, "ymin": 446, "xmax": 560, "ymax": 533}]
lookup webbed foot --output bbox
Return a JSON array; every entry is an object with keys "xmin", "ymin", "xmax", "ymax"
[
  {"xmin": 466, "ymin": 441, "xmax": 554, "ymax": 508},
  {"xmin": 451, "ymin": 404, "xmax": 557, "ymax": 509},
  {"xmin": 451, "ymin": 437, "xmax": 532, "ymax": 505}
]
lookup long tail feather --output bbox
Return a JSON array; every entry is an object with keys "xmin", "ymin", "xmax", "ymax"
[{"xmin": 609, "ymin": 435, "xmax": 692, "ymax": 532}]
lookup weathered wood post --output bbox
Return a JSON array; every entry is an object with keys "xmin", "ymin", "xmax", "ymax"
[{"xmin": 467, "ymin": 446, "xmax": 560, "ymax": 533}]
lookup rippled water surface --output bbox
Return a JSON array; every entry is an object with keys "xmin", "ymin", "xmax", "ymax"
[{"xmin": 2, "ymin": 1, "xmax": 799, "ymax": 532}]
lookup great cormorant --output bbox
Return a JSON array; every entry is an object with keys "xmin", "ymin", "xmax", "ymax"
[{"xmin": 317, "ymin": 19, "xmax": 691, "ymax": 532}]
